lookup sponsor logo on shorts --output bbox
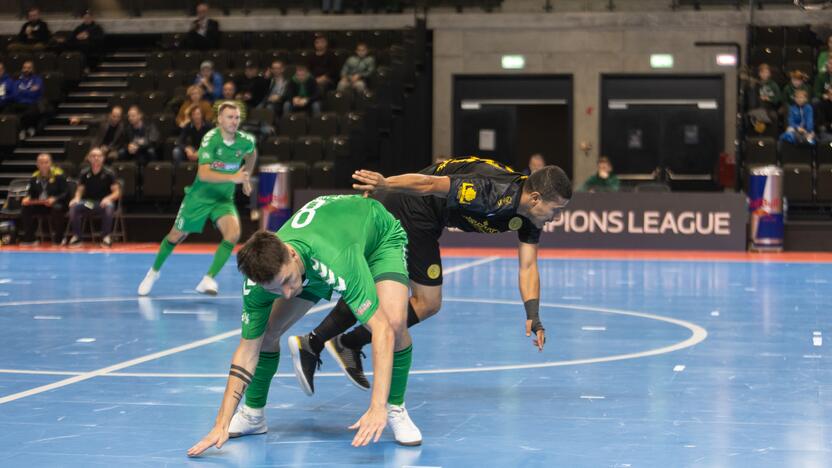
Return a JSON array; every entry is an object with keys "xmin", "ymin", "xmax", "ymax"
[
  {"xmin": 427, "ymin": 264, "xmax": 441, "ymax": 280},
  {"xmin": 356, "ymin": 299, "xmax": 372, "ymax": 315},
  {"xmin": 457, "ymin": 182, "xmax": 477, "ymax": 205},
  {"xmin": 508, "ymin": 216, "xmax": 523, "ymax": 231}
]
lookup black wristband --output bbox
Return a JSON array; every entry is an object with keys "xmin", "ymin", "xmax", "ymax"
[{"xmin": 524, "ymin": 299, "xmax": 544, "ymax": 332}]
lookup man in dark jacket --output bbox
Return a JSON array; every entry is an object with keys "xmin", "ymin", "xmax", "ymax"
[
  {"xmin": 235, "ymin": 61, "xmax": 269, "ymax": 109},
  {"xmin": 9, "ymin": 7, "xmax": 50, "ymax": 52},
  {"xmin": 308, "ymin": 35, "xmax": 338, "ymax": 93},
  {"xmin": 119, "ymin": 105, "xmax": 160, "ymax": 166},
  {"xmin": 19, "ymin": 153, "xmax": 68, "ymax": 245},
  {"xmin": 185, "ymin": 2, "xmax": 220, "ymax": 50},
  {"xmin": 95, "ymin": 106, "xmax": 127, "ymax": 161},
  {"xmin": 68, "ymin": 10, "xmax": 104, "ymax": 68},
  {"xmin": 283, "ymin": 64, "xmax": 321, "ymax": 116}
]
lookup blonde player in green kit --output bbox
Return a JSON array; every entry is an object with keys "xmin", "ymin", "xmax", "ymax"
[{"xmin": 138, "ymin": 102, "xmax": 257, "ymax": 296}]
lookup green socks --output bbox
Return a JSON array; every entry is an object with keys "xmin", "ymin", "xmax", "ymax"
[
  {"xmin": 152, "ymin": 238, "xmax": 176, "ymax": 271},
  {"xmin": 244, "ymin": 351, "xmax": 280, "ymax": 409},
  {"xmin": 207, "ymin": 240, "xmax": 235, "ymax": 278},
  {"xmin": 388, "ymin": 345, "xmax": 413, "ymax": 406}
]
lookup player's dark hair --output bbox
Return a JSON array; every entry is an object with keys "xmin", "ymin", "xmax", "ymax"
[
  {"xmin": 524, "ymin": 165, "xmax": 572, "ymax": 203},
  {"xmin": 237, "ymin": 231, "xmax": 291, "ymax": 284}
]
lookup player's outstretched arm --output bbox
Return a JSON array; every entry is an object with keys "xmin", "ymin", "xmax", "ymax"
[
  {"xmin": 518, "ymin": 241, "xmax": 545, "ymax": 351},
  {"xmin": 349, "ymin": 311, "xmax": 394, "ymax": 447},
  {"xmin": 187, "ymin": 336, "xmax": 263, "ymax": 457},
  {"xmin": 352, "ymin": 169, "xmax": 450, "ymax": 197}
]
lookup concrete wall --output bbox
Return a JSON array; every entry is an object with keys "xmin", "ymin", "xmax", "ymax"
[{"xmin": 430, "ymin": 9, "xmax": 832, "ymax": 186}]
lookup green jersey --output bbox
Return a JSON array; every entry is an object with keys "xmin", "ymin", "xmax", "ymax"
[
  {"xmin": 241, "ymin": 195, "xmax": 409, "ymax": 339},
  {"xmin": 187, "ymin": 127, "xmax": 256, "ymax": 201}
]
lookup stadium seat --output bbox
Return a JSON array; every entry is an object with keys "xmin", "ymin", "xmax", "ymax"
[
  {"xmin": 205, "ymin": 50, "xmax": 229, "ymax": 71},
  {"xmin": 175, "ymin": 50, "xmax": 203, "ymax": 74},
  {"xmin": 111, "ymin": 161, "xmax": 138, "ymax": 200},
  {"xmin": 139, "ymin": 91, "xmax": 168, "ymax": 116},
  {"xmin": 325, "ymin": 136, "xmax": 350, "ymax": 161},
  {"xmin": 817, "ymin": 141, "xmax": 832, "ymax": 165},
  {"xmin": 749, "ymin": 46, "xmax": 783, "ymax": 67},
  {"xmin": 33, "ymin": 51, "xmax": 56, "ymax": 72},
  {"xmin": 263, "ymin": 49, "xmax": 289, "ymax": 67},
  {"xmin": 153, "ymin": 113, "xmax": 177, "ymax": 138},
  {"xmin": 340, "ymin": 112, "xmax": 364, "ymax": 135},
  {"xmin": 279, "ymin": 113, "xmax": 308, "ymax": 138},
  {"xmin": 745, "ymin": 137, "xmax": 777, "ymax": 165},
  {"xmin": 816, "ymin": 164, "xmax": 832, "ymax": 201},
  {"xmin": 257, "ymin": 156, "xmax": 279, "ymax": 173},
  {"xmin": 294, "ymin": 136, "xmax": 324, "ymax": 164},
  {"xmin": 309, "ymin": 161, "xmax": 335, "ymax": 188},
  {"xmin": 325, "ymin": 90, "xmax": 353, "ymax": 115},
  {"xmin": 147, "ymin": 51, "xmax": 173, "ymax": 72},
  {"xmin": 41, "ymin": 71, "xmax": 64, "ymax": 102},
  {"xmin": 108, "ymin": 91, "xmax": 137, "ymax": 110},
  {"xmin": 276, "ymin": 31, "xmax": 304, "ymax": 50},
  {"xmin": 55, "ymin": 160, "xmax": 75, "ymax": 178},
  {"xmin": 58, "ymin": 51, "xmax": 83, "ymax": 81},
  {"xmin": 247, "ymin": 107, "xmax": 275, "ymax": 128},
  {"xmin": 142, "ymin": 161, "xmax": 173, "ymax": 200},
  {"xmin": 173, "ymin": 162, "xmax": 197, "ymax": 199},
  {"xmin": 262, "ymin": 136, "xmax": 293, "ymax": 161},
  {"xmin": 284, "ymin": 161, "xmax": 309, "ymax": 190},
  {"xmin": 157, "ymin": 70, "xmax": 186, "ymax": 96},
  {"xmin": 235, "ymin": 50, "xmax": 262, "ymax": 69},
  {"xmin": 250, "ymin": 32, "xmax": 275, "ymax": 51},
  {"xmin": 64, "ymin": 138, "xmax": 92, "ymax": 165},
  {"xmin": 784, "ymin": 46, "xmax": 814, "ymax": 65},
  {"xmin": 752, "ymin": 26, "xmax": 783, "ymax": 46},
  {"xmin": 780, "ymin": 142, "xmax": 813, "ymax": 165},
  {"xmin": 309, "ymin": 112, "xmax": 339, "ymax": 138},
  {"xmin": 0, "ymin": 114, "xmax": 19, "ymax": 147},
  {"xmin": 783, "ymin": 163, "xmax": 813, "ymax": 202},
  {"xmin": 6, "ymin": 52, "xmax": 31, "ymax": 73},
  {"xmin": 354, "ymin": 90, "xmax": 376, "ymax": 113},
  {"xmin": 220, "ymin": 32, "xmax": 244, "ymax": 51},
  {"xmin": 128, "ymin": 71, "xmax": 156, "ymax": 94},
  {"xmin": 784, "ymin": 26, "xmax": 815, "ymax": 46}
]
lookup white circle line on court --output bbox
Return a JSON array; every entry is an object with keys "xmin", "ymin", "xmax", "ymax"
[{"xmin": 0, "ymin": 297, "xmax": 707, "ymax": 378}]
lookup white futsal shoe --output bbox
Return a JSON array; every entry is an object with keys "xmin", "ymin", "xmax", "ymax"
[
  {"xmin": 387, "ymin": 403, "xmax": 422, "ymax": 446},
  {"xmin": 137, "ymin": 269, "xmax": 160, "ymax": 296},
  {"xmin": 228, "ymin": 405, "xmax": 267, "ymax": 438},
  {"xmin": 195, "ymin": 275, "xmax": 218, "ymax": 296}
]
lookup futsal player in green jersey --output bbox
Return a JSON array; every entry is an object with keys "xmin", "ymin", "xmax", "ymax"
[
  {"xmin": 186, "ymin": 195, "xmax": 420, "ymax": 457},
  {"xmin": 138, "ymin": 102, "xmax": 256, "ymax": 296}
]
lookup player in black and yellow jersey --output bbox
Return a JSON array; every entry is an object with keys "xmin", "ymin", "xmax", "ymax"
[{"xmin": 288, "ymin": 157, "xmax": 572, "ymax": 391}]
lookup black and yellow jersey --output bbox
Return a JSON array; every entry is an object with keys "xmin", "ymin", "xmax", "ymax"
[{"xmin": 416, "ymin": 156, "xmax": 541, "ymax": 244}]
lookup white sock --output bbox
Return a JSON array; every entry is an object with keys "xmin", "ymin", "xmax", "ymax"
[{"xmin": 243, "ymin": 404, "xmax": 264, "ymax": 418}]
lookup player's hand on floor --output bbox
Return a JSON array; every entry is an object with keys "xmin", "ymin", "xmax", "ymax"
[
  {"xmin": 525, "ymin": 319, "xmax": 546, "ymax": 352},
  {"xmin": 352, "ymin": 170, "xmax": 387, "ymax": 194},
  {"xmin": 349, "ymin": 405, "xmax": 387, "ymax": 447},
  {"xmin": 187, "ymin": 425, "xmax": 229, "ymax": 457}
]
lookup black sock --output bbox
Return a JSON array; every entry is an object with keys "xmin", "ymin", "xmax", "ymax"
[
  {"xmin": 341, "ymin": 302, "xmax": 422, "ymax": 350},
  {"xmin": 312, "ymin": 299, "xmax": 357, "ymax": 353}
]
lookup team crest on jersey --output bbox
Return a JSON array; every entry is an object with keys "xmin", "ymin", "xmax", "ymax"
[
  {"xmin": 458, "ymin": 182, "xmax": 477, "ymax": 204},
  {"xmin": 427, "ymin": 264, "xmax": 441, "ymax": 280},
  {"xmin": 508, "ymin": 217, "xmax": 523, "ymax": 231}
]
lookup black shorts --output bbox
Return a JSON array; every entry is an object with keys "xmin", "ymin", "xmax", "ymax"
[{"xmin": 380, "ymin": 192, "xmax": 444, "ymax": 286}]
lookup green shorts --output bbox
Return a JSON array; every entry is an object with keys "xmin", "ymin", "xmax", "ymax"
[{"xmin": 173, "ymin": 193, "xmax": 238, "ymax": 234}]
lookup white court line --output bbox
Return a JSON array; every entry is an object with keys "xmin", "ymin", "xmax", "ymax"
[
  {"xmin": 0, "ymin": 298, "xmax": 708, "ymax": 380},
  {"xmin": 0, "ymin": 257, "xmax": 496, "ymax": 404}
]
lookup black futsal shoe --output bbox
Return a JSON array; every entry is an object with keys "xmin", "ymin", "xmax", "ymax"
[
  {"xmin": 288, "ymin": 334, "xmax": 322, "ymax": 396},
  {"xmin": 326, "ymin": 335, "xmax": 370, "ymax": 391}
]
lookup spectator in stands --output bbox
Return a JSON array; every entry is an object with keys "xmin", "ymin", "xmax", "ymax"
[
  {"xmin": 816, "ymin": 87, "xmax": 832, "ymax": 144},
  {"xmin": 260, "ymin": 60, "xmax": 288, "ymax": 117},
  {"xmin": 780, "ymin": 89, "xmax": 815, "ymax": 146},
  {"xmin": 173, "ymin": 106, "xmax": 214, "ymax": 166},
  {"xmin": 322, "ymin": 0, "xmax": 343, "ymax": 14},
  {"xmin": 67, "ymin": 10, "xmax": 104, "ymax": 69},
  {"xmin": 185, "ymin": 2, "xmax": 220, "ymax": 50},
  {"xmin": 95, "ymin": 106, "xmax": 127, "ymax": 162},
  {"xmin": 814, "ymin": 57, "xmax": 832, "ymax": 104},
  {"xmin": 524, "ymin": 153, "xmax": 546, "ymax": 175},
  {"xmin": 580, "ymin": 156, "xmax": 620, "ymax": 192},
  {"xmin": 67, "ymin": 148, "xmax": 120, "ymax": 248},
  {"xmin": 308, "ymin": 34, "xmax": 338, "ymax": 93},
  {"xmin": 8, "ymin": 7, "xmax": 50, "ymax": 52},
  {"xmin": 283, "ymin": 64, "xmax": 321, "ymax": 116},
  {"xmin": 7, "ymin": 60, "xmax": 43, "ymax": 140},
  {"xmin": 819, "ymin": 35, "xmax": 832, "ymax": 75},
  {"xmin": 120, "ymin": 105, "xmax": 161, "ymax": 166},
  {"xmin": 338, "ymin": 42, "xmax": 375, "ymax": 93},
  {"xmin": 19, "ymin": 153, "xmax": 68, "ymax": 246},
  {"xmin": 212, "ymin": 82, "xmax": 247, "ymax": 122},
  {"xmin": 0, "ymin": 62, "xmax": 14, "ymax": 112},
  {"xmin": 176, "ymin": 85, "xmax": 214, "ymax": 128},
  {"xmin": 747, "ymin": 63, "xmax": 781, "ymax": 134},
  {"xmin": 195, "ymin": 61, "xmax": 223, "ymax": 102},
  {"xmin": 783, "ymin": 70, "xmax": 812, "ymax": 105},
  {"xmin": 235, "ymin": 60, "xmax": 269, "ymax": 109}
]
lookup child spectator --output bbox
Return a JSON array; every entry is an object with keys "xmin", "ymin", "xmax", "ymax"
[
  {"xmin": 814, "ymin": 57, "xmax": 832, "ymax": 104},
  {"xmin": 580, "ymin": 156, "xmax": 621, "ymax": 192},
  {"xmin": 783, "ymin": 70, "xmax": 812, "ymax": 106},
  {"xmin": 338, "ymin": 42, "xmax": 376, "ymax": 93},
  {"xmin": 781, "ymin": 89, "xmax": 815, "ymax": 145},
  {"xmin": 747, "ymin": 63, "xmax": 781, "ymax": 134}
]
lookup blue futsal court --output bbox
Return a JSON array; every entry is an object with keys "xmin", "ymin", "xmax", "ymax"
[{"xmin": 0, "ymin": 249, "xmax": 829, "ymax": 467}]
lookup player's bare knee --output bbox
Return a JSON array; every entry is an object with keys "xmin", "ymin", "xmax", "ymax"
[
  {"xmin": 412, "ymin": 294, "xmax": 442, "ymax": 320},
  {"xmin": 167, "ymin": 230, "xmax": 187, "ymax": 244}
]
